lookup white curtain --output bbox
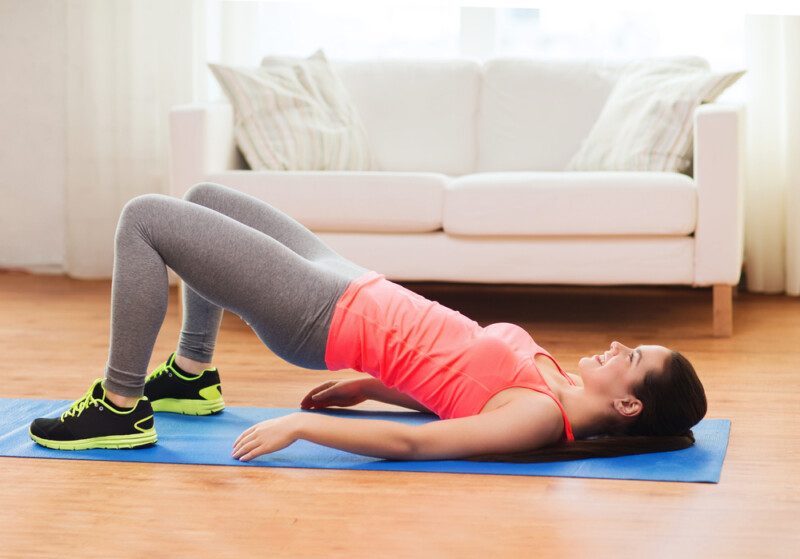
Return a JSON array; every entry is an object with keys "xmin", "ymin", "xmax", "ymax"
[
  {"xmin": 743, "ymin": 15, "xmax": 800, "ymax": 296},
  {"xmin": 64, "ymin": 0, "xmax": 207, "ymax": 277},
  {"xmin": 62, "ymin": 0, "xmax": 272, "ymax": 278}
]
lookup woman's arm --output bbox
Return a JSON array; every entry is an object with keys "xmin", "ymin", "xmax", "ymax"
[
  {"xmin": 297, "ymin": 412, "xmax": 415, "ymax": 460},
  {"xmin": 409, "ymin": 395, "xmax": 563, "ymax": 460},
  {"xmin": 360, "ymin": 378, "xmax": 436, "ymax": 414},
  {"xmin": 233, "ymin": 395, "xmax": 560, "ymax": 462},
  {"xmin": 300, "ymin": 394, "xmax": 561, "ymax": 461},
  {"xmin": 232, "ymin": 411, "xmax": 415, "ymax": 461}
]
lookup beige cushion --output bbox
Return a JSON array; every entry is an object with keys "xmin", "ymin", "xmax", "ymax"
[
  {"xmin": 443, "ymin": 172, "xmax": 697, "ymax": 235},
  {"xmin": 477, "ymin": 57, "xmax": 710, "ymax": 172},
  {"xmin": 208, "ymin": 50, "xmax": 373, "ymax": 171},
  {"xmin": 566, "ymin": 62, "xmax": 744, "ymax": 173}
]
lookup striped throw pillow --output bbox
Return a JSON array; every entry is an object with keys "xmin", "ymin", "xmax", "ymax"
[
  {"xmin": 566, "ymin": 63, "xmax": 744, "ymax": 173},
  {"xmin": 209, "ymin": 50, "xmax": 374, "ymax": 171}
]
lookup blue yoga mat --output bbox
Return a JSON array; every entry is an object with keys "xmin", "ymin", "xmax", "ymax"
[{"xmin": 0, "ymin": 398, "xmax": 730, "ymax": 483}]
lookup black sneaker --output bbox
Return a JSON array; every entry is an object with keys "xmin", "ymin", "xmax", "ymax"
[
  {"xmin": 144, "ymin": 352, "xmax": 224, "ymax": 415},
  {"xmin": 29, "ymin": 378, "xmax": 157, "ymax": 450}
]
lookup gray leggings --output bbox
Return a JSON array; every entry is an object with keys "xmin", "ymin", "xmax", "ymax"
[{"xmin": 104, "ymin": 182, "xmax": 369, "ymax": 397}]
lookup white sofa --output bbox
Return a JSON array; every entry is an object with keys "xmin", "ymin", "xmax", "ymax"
[{"xmin": 168, "ymin": 58, "xmax": 744, "ymax": 337}]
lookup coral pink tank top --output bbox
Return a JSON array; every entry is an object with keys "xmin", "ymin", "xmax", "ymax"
[{"xmin": 324, "ymin": 271, "xmax": 576, "ymax": 442}]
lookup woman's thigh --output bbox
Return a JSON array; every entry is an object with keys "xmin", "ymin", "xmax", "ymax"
[
  {"xmin": 245, "ymin": 259, "xmax": 350, "ymax": 370},
  {"xmin": 183, "ymin": 182, "xmax": 369, "ymax": 282},
  {"xmin": 126, "ymin": 193, "xmax": 353, "ymax": 369}
]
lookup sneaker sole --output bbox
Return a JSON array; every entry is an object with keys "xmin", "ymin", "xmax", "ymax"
[
  {"xmin": 29, "ymin": 428, "xmax": 158, "ymax": 450},
  {"xmin": 151, "ymin": 397, "xmax": 225, "ymax": 415}
]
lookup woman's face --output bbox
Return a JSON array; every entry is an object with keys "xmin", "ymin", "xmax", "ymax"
[{"xmin": 577, "ymin": 341, "xmax": 672, "ymax": 400}]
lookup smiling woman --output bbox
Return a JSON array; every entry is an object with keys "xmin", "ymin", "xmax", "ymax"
[
  {"xmin": 28, "ymin": 182, "xmax": 707, "ymax": 464},
  {"xmin": 467, "ymin": 346, "xmax": 707, "ymax": 463}
]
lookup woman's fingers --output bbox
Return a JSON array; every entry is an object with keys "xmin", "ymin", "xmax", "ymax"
[
  {"xmin": 231, "ymin": 415, "xmax": 301, "ymax": 461},
  {"xmin": 233, "ymin": 426, "xmax": 255, "ymax": 447},
  {"xmin": 233, "ymin": 438, "xmax": 262, "ymax": 460},
  {"xmin": 300, "ymin": 381, "xmax": 338, "ymax": 408},
  {"xmin": 233, "ymin": 429, "xmax": 263, "ymax": 455},
  {"xmin": 233, "ymin": 431, "xmax": 257, "ymax": 453},
  {"xmin": 238, "ymin": 444, "xmax": 266, "ymax": 462},
  {"xmin": 302, "ymin": 381, "xmax": 335, "ymax": 400}
]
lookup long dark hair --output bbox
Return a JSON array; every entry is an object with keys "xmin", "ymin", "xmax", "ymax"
[{"xmin": 467, "ymin": 351, "xmax": 707, "ymax": 463}]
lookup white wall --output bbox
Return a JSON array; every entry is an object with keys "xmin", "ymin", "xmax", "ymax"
[{"xmin": 0, "ymin": 0, "xmax": 66, "ymax": 272}]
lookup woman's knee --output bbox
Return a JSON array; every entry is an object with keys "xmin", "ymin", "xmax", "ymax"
[
  {"xmin": 184, "ymin": 182, "xmax": 225, "ymax": 205},
  {"xmin": 120, "ymin": 193, "xmax": 172, "ymax": 219},
  {"xmin": 117, "ymin": 194, "xmax": 173, "ymax": 238}
]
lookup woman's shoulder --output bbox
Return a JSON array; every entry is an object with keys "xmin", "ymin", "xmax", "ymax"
[{"xmin": 504, "ymin": 391, "xmax": 569, "ymax": 444}]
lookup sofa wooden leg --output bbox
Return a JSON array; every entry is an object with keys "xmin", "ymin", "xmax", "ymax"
[{"xmin": 712, "ymin": 284, "xmax": 733, "ymax": 337}]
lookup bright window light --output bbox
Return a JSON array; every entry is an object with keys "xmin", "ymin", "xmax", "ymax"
[{"xmin": 205, "ymin": 1, "xmax": 749, "ymax": 100}]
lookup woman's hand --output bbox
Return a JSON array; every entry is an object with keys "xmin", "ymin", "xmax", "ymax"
[
  {"xmin": 232, "ymin": 412, "xmax": 304, "ymax": 462},
  {"xmin": 299, "ymin": 378, "xmax": 368, "ymax": 410}
]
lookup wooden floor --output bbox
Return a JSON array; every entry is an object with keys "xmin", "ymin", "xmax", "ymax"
[{"xmin": 0, "ymin": 270, "xmax": 798, "ymax": 558}]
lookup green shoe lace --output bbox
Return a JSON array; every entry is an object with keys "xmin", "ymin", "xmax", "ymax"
[
  {"xmin": 60, "ymin": 380, "xmax": 102, "ymax": 422},
  {"xmin": 146, "ymin": 360, "xmax": 172, "ymax": 383}
]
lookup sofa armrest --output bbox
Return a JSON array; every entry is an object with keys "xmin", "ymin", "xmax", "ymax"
[
  {"xmin": 692, "ymin": 103, "xmax": 745, "ymax": 286},
  {"xmin": 168, "ymin": 103, "xmax": 243, "ymax": 198}
]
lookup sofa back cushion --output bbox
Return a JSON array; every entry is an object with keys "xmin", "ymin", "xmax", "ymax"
[
  {"xmin": 333, "ymin": 59, "xmax": 480, "ymax": 175},
  {"xmin": 212, "ymin": 50, "xmax": 375, "ymax": 171},
  {"xmin": 566, "ymin": 64, "xmax": 743, "ymax": 173},
  {"xmin": 477, "ymin": 57, "xmax": 710, "ymax": 172}
]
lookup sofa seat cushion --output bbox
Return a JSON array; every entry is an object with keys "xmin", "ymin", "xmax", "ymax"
[
  {"xmin": 317, "ymin": 231, "xmax": 695, "ymax": 284},
  {"xmin": 443, "ymin": 172, "xmax": 696, "ymax": 236},
  {"xmin": 204, "ymin": 171, "xmax": 447, "ymax": 232}
]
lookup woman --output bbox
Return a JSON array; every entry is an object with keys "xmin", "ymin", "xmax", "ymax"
[{"xmin": 29, "ymin": 183, "xmax": 707, "ymax": 463}]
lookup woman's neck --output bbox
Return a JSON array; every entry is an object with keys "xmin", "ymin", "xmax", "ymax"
[
  {"xmin": 537, "ymin": 360, "xmax": 614, "ymax": 439},
  {"xmin": 554, "ymin": 382, "xmax": 616, "ymax": 440},
  {"xmin": 565, "ymin": 371, "xmax": 584, "ymax": 387}
]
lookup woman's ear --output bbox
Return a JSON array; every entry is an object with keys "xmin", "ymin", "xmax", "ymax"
[{"xmin": 613, "ymin": 397, "xmax": 642, "ymax": 419}]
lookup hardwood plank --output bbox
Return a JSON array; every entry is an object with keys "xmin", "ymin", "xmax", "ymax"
[{"xmin": 1, "ymin": 270, "xmax": 798, "ymax": 558}]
